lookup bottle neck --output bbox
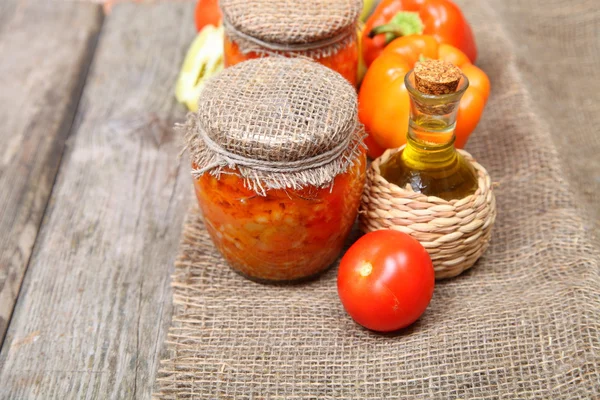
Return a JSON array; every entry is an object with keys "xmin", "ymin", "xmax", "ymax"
[
  {"xmin": 402, "ymin": 94, "xmax": 460, "ymax": 171},
  {"xmin": 403, "ymin": 133, "xmax": 458, "ymax": 171}
]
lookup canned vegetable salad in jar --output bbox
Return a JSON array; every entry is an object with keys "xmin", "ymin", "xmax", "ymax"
[
  {"xmin": 183, "ymin": 58, "xmax": 367, "ymax": 282},
  {"xmin": 220, "ymin": 0, "xmax": 361, "ymax": 86}
]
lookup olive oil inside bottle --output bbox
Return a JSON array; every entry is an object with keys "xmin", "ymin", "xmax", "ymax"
[{"xmin": 379, "ymin": 129, "xmax": 478, "ymax": 201}]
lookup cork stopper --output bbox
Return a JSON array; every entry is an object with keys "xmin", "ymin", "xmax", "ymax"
[{"xmin": 414, "ymin": 60, "xmax": 462, "ymax": 95}]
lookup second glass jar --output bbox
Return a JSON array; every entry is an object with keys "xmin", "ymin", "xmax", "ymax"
[{"xmin": 219, "ymin": 0, "xmax": 361, "ymax": 87}]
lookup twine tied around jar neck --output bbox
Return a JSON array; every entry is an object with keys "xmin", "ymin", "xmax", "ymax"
[
  {"xmin": 219, "ymin": 0, "xmax": 362, "ymax": 58},
  {"xmin": 183, "ymin": 57, "xmax": 365, "ymax": 196},
  {"xmin": 222, "ymin": 18, "xmax": 357, "ymax": 56},
  {"xmin": 183, "ymin": 114, "xmax": 365, "ymax": 196},
  {"xmin": 195, "ymin": 122, "xmax": 357, "ymax": 175}
]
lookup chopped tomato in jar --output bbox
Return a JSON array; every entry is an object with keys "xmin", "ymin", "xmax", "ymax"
[
  {"xmin": 194, "ymin": 152, "xmax": 366, "ymax": 282},
  {"xmin": 223, "ymin": 34, "xmax": 359, "ymax": 87}
]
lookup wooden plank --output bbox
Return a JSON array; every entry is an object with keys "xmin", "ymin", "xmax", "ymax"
[
  {"xmin": 0, "ymin": 1, "xmax": 18, "ymax": 31},
  {"xmin": 0, "ymin": 2, "xmax": 194, "ymax": 399},
  {"xmin": 0, "ymin": 1, "xmax": 103, "ymax": 345}
]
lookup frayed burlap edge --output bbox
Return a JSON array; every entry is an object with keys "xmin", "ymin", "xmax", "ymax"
[{"xmin": 180, "ymin": 113, "xmax": 367, "ymax": 196}]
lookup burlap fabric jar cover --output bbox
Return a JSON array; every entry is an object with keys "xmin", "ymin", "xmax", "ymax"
[
  {"xmin": 182, "ymin": 57, "xmax": 366, "ymax": 282},
  {"xmin": 219, "ymin": 0, "xmax": 362, "ymax": 85}
]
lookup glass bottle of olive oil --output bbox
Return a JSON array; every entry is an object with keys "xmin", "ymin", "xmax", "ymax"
[{"xmin": 379, "ymin": 61, "xmax": 478, "ymax": 201}]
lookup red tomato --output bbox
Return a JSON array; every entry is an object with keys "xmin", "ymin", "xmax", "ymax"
[{"xmin": 337, "ymin": 230, "xmax": 435, "ymax": 332}]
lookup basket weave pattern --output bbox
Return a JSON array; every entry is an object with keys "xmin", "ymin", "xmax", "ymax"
[{"xmin": 360, "ymin": 147, "xmax": 496, "ymax": 279}]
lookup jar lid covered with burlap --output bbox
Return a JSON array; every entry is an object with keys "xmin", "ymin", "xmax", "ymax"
[
  {"xmin": 220, "ymin": 0, "xmax": 362, "ymax": 50},
  {"xmin": 220, "ymin": 0, "xmax": 362, "ymax": 85},
  {"xmin": 183, "ymin": 57, "xmax": 365, "ymax": 195}
]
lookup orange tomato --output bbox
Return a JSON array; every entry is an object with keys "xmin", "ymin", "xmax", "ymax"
[
  {"xmin": 384, "ymin": 35, "xmax": 439, "ymax": 67},
  {"xmin": 438, "ymin": 43, "xmax": 470, "ymax": 68},
  {"xmin": 358, "ymin": 53, "xmax": 411, "ymax": 158},
  {"xmin": 358, "ymin": 35, "xmax": 489, "ymax": 158},
  {"xmin": 455, "ymin": 85, "xmax": 486, "ymax": 148},
  {"xmin": 461, "ymin": 63, "xmax": 490, "ymax": 102},
  {"xmin": 363, "ymin": 134, "xmax": 387, "ymax": 160}
]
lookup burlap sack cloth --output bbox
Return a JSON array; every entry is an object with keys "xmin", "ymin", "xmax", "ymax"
[{"xmin": 154, "ymin": 0, "xmax": 600, "ymax": 397}]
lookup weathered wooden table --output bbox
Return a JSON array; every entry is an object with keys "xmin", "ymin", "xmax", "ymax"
[
  {"xmin": 0, "ymin": 1, "xmax": 598, "ymax": 399},
  {"xmin": 0, "ymin": 2, "xmax": 194, "ymax": 398}
]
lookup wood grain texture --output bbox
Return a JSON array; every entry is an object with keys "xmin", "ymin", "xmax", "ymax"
[
  {"xmin": 0, "ymin": 2, "xmax": 194, "ymax": 399},
  {"xmin": 0, "ymin": 1, "xmax": 102, "ymax": 345}
]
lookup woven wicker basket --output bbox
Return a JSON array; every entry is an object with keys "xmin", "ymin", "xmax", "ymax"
[{"xmin": 359, "ymin": 147, "xmax": 497, "ymax": 279}]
